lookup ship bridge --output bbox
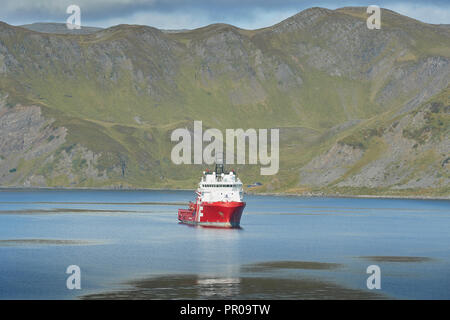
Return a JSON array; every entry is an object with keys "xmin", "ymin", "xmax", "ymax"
[{"xmin": 199, "ymin": 169, "xmax": 243, "ymax": 202}]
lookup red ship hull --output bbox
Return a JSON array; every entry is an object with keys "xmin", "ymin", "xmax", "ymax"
[{"xmin": 178, "ymin": 201, "xmax": 246, "ymax": 228}]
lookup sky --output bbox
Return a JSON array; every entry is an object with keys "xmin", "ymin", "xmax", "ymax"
[{"xmin": 1, "ymin": 0, "xmax": 449, "ymax": 30}]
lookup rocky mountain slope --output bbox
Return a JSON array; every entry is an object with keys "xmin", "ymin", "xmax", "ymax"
[{"xmin": 0, "ymin": 7, "xmax": 448, "ymax": 197}]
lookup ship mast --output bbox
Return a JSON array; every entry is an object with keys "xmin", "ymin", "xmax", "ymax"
[{"xmin": 215, "ymin": 152, "xmax": 224, "ymax": 175}]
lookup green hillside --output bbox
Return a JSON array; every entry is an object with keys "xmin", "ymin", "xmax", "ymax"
[{"xmin": 0, "ymin": 7, "xmax": 448, "ymax": 197}]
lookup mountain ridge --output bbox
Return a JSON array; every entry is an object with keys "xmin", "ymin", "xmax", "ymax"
[{"xmin": 0, "ymin": 7, "xmax": 448, "ymax": 197}]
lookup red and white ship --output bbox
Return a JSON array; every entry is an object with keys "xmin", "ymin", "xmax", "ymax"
[{"xmin": 178, "ymin": 162, "xmax": 246, "ymax": 228}]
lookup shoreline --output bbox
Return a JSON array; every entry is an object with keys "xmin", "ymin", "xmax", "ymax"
[
  {"xmin": 247, "ymin": 192, "xmax": 450, "ymax": 201},
  {"xmin": 0, "ymin": 186, "xmax": 448, "ymax": 200}
]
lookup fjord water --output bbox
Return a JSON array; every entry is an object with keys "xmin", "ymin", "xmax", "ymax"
[{"xmin": 0, "ymin": 189, "xmax": 449, "ymax": 299}]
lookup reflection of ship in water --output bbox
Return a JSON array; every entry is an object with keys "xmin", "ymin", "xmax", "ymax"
[
  {"xmin": 194, "ymin": 227, "xmax": 241, "ymax": 298},
  {"xmin": 196, "ymin": 277, "xmax": 241, "ymax": 298}
]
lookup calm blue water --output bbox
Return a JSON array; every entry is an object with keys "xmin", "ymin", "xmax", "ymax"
[{"xmin": 0, "ymin": 189, "xmax": 449, "ymax": 299}]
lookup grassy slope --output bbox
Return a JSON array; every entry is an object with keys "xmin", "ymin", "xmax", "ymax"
[{"xmin": 0, "ymin": 8, "xmax": 448, "ymax": 196}]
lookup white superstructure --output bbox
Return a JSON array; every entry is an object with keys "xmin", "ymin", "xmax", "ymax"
[{"xmin": 198, "ymin": 169, "xmax": 244, "ymax": 203}]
